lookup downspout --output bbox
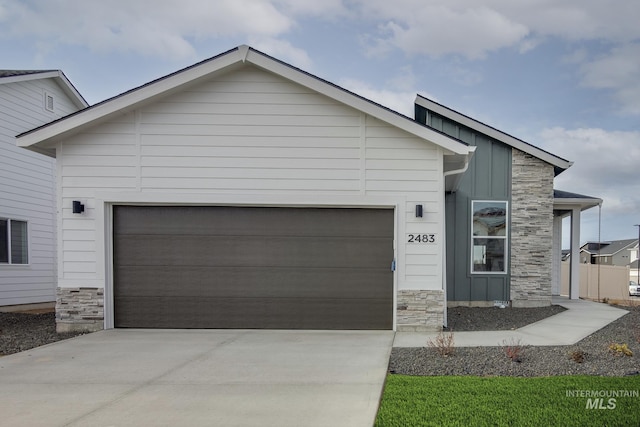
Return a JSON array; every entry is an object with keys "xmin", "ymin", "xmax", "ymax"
[{"xmin": 441, "ymin": 148, "xmax": 474, "ymax": 328}]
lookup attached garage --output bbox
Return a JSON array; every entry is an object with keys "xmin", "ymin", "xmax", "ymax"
[
  {"xmin": 113, "ymin": 206, "xmax": 394, "ymax": 329},
  {"xmin": 18, "ymin": 46, "xmax": 475, "ymax": 333}
]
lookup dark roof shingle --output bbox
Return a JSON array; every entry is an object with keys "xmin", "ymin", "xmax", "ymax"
[{"xmin": 0, "ymin": 70, "xmax": 56, "ymax": 78}]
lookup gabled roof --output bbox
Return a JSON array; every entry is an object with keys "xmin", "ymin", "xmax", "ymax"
[
  {"xmin": 582, "ymin": 239, "xmax": 638, "ymax": 257},
  {"xmin": 415, "ymin": 94, "xmax": 573, "ymax": 176},
  {"xmin": 16, "ymin": 46, "xmax": 474, "ymax": 169},
  {"xmin": 0, "ymin": 69, "xmax": 88, "ymax": 109}
]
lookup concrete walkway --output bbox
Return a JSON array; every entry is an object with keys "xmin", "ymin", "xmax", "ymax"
[
  {"xmin": 0, "ymin": 329, "xmax": 393, "ymax": 427},
  {"xmin": 394, "ymin": 297, "xmax": 629, "ymax": 347}
]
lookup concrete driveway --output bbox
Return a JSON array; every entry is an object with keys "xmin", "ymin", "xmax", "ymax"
[{"xmin": 0, "ymin": 329, "xmax": 393, "ymax": 427}]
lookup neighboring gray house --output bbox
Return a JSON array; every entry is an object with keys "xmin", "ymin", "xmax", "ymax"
[
  {"xmin": 0, "ymin": 70, "xmax": 87, "ymax": 308},
  {"xmin": 580, "ymin": 239, "xmax": 637, "ymax": 266},
  {"xmin": 16, "ymin": 46, "xmax": 596, "ymax": 332}
]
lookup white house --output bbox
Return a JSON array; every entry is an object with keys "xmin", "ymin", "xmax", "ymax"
[
  {"xmin": 17, "ymin": 46, "xmax": 598, "ymax": 333},
  {"xmin": 17, "ymin": 46, "xmax": 478, "ymax": 331},
  {"xmin": 1, "ymin": 70, "xmax": 87, "ymax": 309}
]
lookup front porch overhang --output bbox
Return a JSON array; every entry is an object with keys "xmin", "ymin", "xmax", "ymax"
[{"xmin": 552, "ymin": 190, "xmax": 603, "ymax": 300}]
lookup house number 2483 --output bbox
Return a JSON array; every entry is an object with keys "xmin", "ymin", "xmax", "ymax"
[{"xmin": 407, "ymin": 234, "xmax": 436, "ymax": 243}]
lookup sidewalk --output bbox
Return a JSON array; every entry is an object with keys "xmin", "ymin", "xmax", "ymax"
[{"xmin": 393, "ymin": 297, "xmax": 629, "ymax": 347}]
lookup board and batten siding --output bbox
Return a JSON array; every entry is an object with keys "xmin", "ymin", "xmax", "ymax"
[
  {"xmin": 0, "ymin": 77, "xmax": 79, "ymax": 305},
  {"xmin": 56, "ymin": 65, "xmax": 445, "ymax": 295}
]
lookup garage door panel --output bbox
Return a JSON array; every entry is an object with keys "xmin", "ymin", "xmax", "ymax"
[
  {"xmin": 113, "ymin": 206, "xmax": 394, "ymax": 330},
  {"xmin": 115, "ymin": 266, "xmax": 393, "ymax": 299},
  {"xmin": 115, "ymin": 296, "xmax": 392, "ymax": 329},
  {"xmin": 115, "ymin": 235, "xmax": 392, "ymax": 268},
  {"xmin": 115, "ymin": 206, "xmax": 394, "ymax": 238}
]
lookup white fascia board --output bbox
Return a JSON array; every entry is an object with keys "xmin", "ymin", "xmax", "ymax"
[
  {"xmin": 553, "ymin": 198, "xmax": 603, "ymax": 212},
  {"xmin": 17, "ymin": 46, "xmax": 472, "ymax": 158},
  {"xmin": 246, "ymin": 49, "xmax": 472, "ymax": 156},
  {"xmin": 55, "ymin": 71, "xmax": 89, "ymax": 108},
  {"xmin": 0, "ymin": 71, "xmax": 60, "ymax": 84},
  {"xmin": 17, "ymin": 49, "xmax": 244, "ymax": 149},
  {"xmin": 415, "ymin": 95, "xmax": 573, "ymax": 169}
]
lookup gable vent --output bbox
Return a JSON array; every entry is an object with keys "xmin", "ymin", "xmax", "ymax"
[{"xmin": 45, "ymin": 93, "xmax": 54, "ymax": 112}]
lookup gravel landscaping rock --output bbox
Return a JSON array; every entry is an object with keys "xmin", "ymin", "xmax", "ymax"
[
  {"xmin": 0, "ymin": 311, "xmax": 87, "ymax": 356},
  {"xmin": 391, "ymin": 304, "xmax": 640, "ymax": 377},
  {"xmin": 445, "ymin": 304, "xmax": 566, "ymax": 331}
]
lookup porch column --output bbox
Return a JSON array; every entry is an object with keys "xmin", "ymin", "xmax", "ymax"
[
  {"xmin": 569, "ymin": 207, "xmax": 581, "ymax": 300},
  {"xmin": 551, "ymin": 215, "xmax": 562, "ymax": 295}
]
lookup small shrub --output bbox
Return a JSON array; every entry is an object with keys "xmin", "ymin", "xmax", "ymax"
[
  {"xmin": 608, "ymin": 343, "xmax": 633, "ymax": 357},
  {"xmin": 427, "ymin": 330, "xmax": 455, "ymax": 357},
  {"xmin": 569, "ymin": 349, "xmax": 587, "ymax": 363},
  {"xmin": 602, "ymin": 297, "xmax": 609, "ymax": 304},
  {"xmin": 501, "ymin": 337, "xmax": 525, "ymax": 363}
]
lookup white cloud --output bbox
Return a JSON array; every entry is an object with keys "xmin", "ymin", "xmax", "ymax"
[
  {"xmin": 539, "ymin": 127, "xmax": 640, "ymax": 215},
  {"xmin": 353, "ymin": 1, "xmax": 640, "ymax": 115},
  {"xmin": 579, "ymin": 43, "xmax": 640, "ymax": 115},
  {"xmin": 356, "ymin": 0, "xmax": 640, "ymax": 59},
  {"xmin": 338, "ymin": 78, "xmax": 425, "ymax": 117},
  {"xmin": 0, "ymin": 0, "xmax": 294, "ymax": 59},
  {"xmin": 362, "ymin": 4, "xmax": 529, "ymax": 60},
  {"xmin": 248, "ymin": 37, "xmax": 313, "ymax": 70},
  {"xmin": 274, "ymin": 0, "xmax": 347, "ymax": 16}
]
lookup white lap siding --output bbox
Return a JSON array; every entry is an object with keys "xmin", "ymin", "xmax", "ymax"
[
  {"xmin": 0, "ymin": 78, "xmax": 78, "ymax": 306},
  {"xmin": 55, "ymin": 65, "xmax": 445, "ymax": 326}
]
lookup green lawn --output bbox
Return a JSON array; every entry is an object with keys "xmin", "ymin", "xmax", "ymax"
[{"xmin": 375, "ymin": 375, "xmax": 640, "ymax": 427}]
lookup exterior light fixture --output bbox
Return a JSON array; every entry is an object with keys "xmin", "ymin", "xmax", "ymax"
[
  {"xmin": 72, "ymin": 200, "xmax": 85, "ymax": 214},
  {"xmin": 416, "ymin": 204, "xmax": 423, "ymax": 218}
]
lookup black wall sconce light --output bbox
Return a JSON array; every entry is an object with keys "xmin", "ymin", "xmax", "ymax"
[
  {"xmin": 415, "ymin": 204, "xmax": 423, "ymax": 218},
  {"xmin": 72, "ymin": 200, "xmax": 85, "ymax": 214}
]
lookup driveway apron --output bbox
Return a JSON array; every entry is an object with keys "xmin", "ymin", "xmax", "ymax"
[{"xmin": 0, "ymin": 329, "xmax": 393, "ymax": 427}]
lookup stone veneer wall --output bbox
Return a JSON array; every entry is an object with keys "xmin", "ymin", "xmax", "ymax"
[
  {"xmin": 510, "ymin": 149, "xmax": 554, "ymax": 307},
  {"xmin": 56, "ymin": 287, "xmax": 104, "ymax": 333},
  {"xmin": 396, "ymin": 290, "xmax": 444, "ymax": 331}
]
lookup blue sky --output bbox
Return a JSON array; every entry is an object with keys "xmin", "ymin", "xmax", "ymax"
[{"xmin": 2, "ymin": 0, "xmax": 639, "ymax": 246}]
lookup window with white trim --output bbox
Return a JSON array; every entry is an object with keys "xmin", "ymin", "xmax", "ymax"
[
  {"xmin": 471, "ymin": 201, "xmax": 507, "ymax": 273},
  {"xmin": 0, "ymin": 218, "xmax": 29, "ymax": 264}
]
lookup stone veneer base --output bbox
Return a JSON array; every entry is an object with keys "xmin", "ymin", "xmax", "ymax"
[
  {"xmin": 396, "ymin": 289, "xmax": 444, "ymax": 331},
  {"xmin": 56, "ymin": 287, "xmax": 104, "ymax": 333}
]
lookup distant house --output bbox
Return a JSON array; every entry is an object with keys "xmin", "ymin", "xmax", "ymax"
[
  {"xmin": 0, "ymin": 70, "xmax": 87, "ymax": 309},
  {"xmin": 580, "ymin": 239, "xmax": 638, "ymax": 265},
  {"xmin": 16, "ymin": 46, "xmax": 601, "ymax": 332}
]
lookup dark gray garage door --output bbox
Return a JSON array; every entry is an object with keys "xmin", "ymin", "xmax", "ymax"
[{"xmin": 113, "ymin": 206, "xmax": 394, "ymax": 329}]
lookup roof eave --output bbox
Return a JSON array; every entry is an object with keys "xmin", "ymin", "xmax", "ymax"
[
  {"xmin": 553, "ymin": 197, "xmax": 603, "ymax": 213},
  {"xmin": 19, "ymin": 46, "xmax": 472, "ymax": 157},
  {"xmin": 55, "ymin": 70, "xmax": 89, "ymax": 109},
  {"xmin": 414, "ymin": 94, "xmax": 573, "ymax": 173},
  {"xmin": 245, "ymin": 48, "xmax": 471, "ymax": 155},
  {"xmin": 17, "ymin": 49, "xmax": 243, "ymax": 148}
]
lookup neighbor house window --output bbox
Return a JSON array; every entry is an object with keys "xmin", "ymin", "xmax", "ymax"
[
  {"xmin": 0, "ymin": 218, "xmax": 29, "ymax": 264},
  {"xmin": 471, "ymin": 201, "xmax": 507, "ymax": 273}
]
